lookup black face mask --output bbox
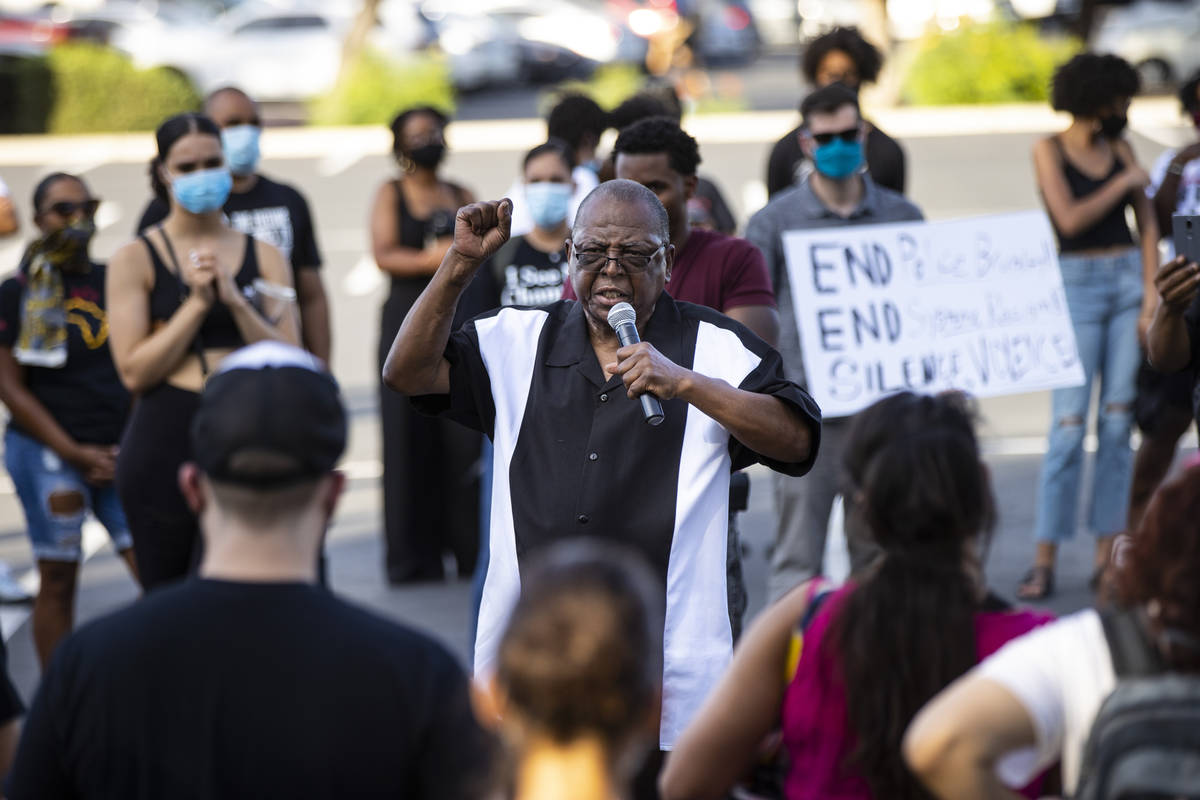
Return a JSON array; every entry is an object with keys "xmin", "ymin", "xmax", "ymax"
[
  {"xmin": 407, "ymin": 143, "xmax": 446, "ymax": 169},
  {"xmin": 1098, "ymin": 113, "xmax": 1128, "ymax": 139}
]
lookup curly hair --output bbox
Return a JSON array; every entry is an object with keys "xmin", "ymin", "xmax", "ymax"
[
  {"xmin": 610, "ymin": 89, "xmax": 683, "ymax": 131},
  {"xmin": 612, "ymin": 116, "xmax": 701, "ymax": 176},
  {"xmin": 388, "ymin": 106, "xmax": 449, "ymax": 158},
  {"xmin": 1051, "ymin": 53, "xmax": 1140, "ymax": 116},
  {"xmin": 829, "ymin": 391, "xmax": 995, "ymax": 800},
  {"xmin": 1116, "ymin": 465, "xmax": 1200, "ymax": 670},
  {"xmin": 1179, "ymin": 69, "xmax": 1200, "ymax": 115},
  {"xmin": 496, "ymin": 539, "xmax": 664, "ymax": 748},
  {"xmin": 801, "ymin": 27, "xmax": 883, "ymax": 86}
]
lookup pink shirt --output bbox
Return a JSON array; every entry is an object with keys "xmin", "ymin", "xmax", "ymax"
[{"xmin": 781, "ymin": 584, "xmax": 1054, "ymax": 800}]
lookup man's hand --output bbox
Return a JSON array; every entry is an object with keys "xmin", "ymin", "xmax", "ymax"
[
  {"xmin": 445, "ymin": 199, "xmax": 512, "ymax": 285},
  {"xmin": 607, "ymin": 341, "xmax": 692, "ymax": 401},
  {"xmin": 1154, "ymin": 255, "xmax": 1200, "ymax": 315}
]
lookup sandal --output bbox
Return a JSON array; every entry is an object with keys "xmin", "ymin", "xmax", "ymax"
[{"xmin": 1017, "ymin": 565, "xmax": 1055, "ymax": 600}]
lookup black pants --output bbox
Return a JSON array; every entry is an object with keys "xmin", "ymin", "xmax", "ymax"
[
  {"xmin": 378, "ymin": 299, "xmax": 480, "ymax": 582},
  {"xmin": 116, "ymin": 383, "xmax": 201, "ymax": 591}
]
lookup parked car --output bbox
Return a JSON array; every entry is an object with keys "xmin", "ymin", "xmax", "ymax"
[{"xmin": 1092, "ymin": 0, "xmax": 1200, "ymax": 90}]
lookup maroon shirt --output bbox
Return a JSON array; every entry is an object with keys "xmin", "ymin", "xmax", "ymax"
[{"xmin": 563, "ymin": 228, "xmax": 776, "ymax": 312}]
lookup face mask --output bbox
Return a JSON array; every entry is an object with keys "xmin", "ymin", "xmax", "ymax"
[
  {"xmin": 525, "ymin": 181, "xmax": 572, "ymax": 229},
  {"xmin": 221, "ymin": 125, "xmax": 261, "ymax": 176},
  {"xmin": 408, "ymin": 143, "xmax": 446, "ymax": 169},
  {"xmin": 812, "ymin": 138, "xmax": 863, "ymax": 180},
  {"xmin": 1099, "ymin": 114, "xmax": 1128, "ymax": 139},
  {"xmin": 170, "ymin": 167, "xmax": 233, "ymax": 214},
  {"xmin": 38, "ymin": 219, "xmax": 96, "ymax": 265}
]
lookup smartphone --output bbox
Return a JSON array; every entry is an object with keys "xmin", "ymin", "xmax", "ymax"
[{"xmin": 1173, "ymin": 214, "xmax": 1200, "ymax": 262}]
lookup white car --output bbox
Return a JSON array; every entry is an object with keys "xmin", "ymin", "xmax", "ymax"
[{"xmin": 1093, "ymin": 0, "xmax": 1200, "ymax": 90}]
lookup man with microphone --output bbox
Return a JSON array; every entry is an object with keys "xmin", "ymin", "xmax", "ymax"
[{"xmin": 384, "ymin": 180, "xmax": 820, "ymax": 768}]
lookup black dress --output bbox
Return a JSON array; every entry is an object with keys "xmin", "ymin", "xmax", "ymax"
[{"xmin": 377, "ymin": 179, "xmax": 480, "ymax": 582}]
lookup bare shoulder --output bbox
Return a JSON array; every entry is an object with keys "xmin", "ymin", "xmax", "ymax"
[{"xmin": 109, "ymin": 237, "xmax": 153, "ymax": 281}]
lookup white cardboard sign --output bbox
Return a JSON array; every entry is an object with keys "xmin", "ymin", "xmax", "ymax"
[{"xmin": 782, "ymin": 210, "xmax": 1085, "ymax": 417}]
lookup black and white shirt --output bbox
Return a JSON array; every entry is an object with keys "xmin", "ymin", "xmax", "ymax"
[{"xmin": 416, "ymin": 294, "xmax": 821, "ymax": 747}]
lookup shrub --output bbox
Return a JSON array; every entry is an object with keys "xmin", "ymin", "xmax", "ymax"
[
  {"xmin": 45, "ymin": 43, "xmax": 200, "ymax": 133},
  {"xmin": 309, "ymin": 49, "xmax": 454, "ymax": 126},
  {"xmin": 549, "ymin": 63, "xmax": 646, "ymax": 113},
  {"xmin": 0, "ymin": 53, "xmax": 54, "ymax": 134},
  {"xmin": 902, "ymin": 22, "xmax": 1079, "ymax": 105}
]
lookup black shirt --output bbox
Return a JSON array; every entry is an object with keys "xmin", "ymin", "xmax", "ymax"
[
  {"xmin": 137, "ymin": 175, "xmax": 322, "ymax": 271},
  {"xmin": 0, "ymin": 263, "xmax": 130, "ymax": 444},
  {"xmin": 765, "ymin": 122, "xmax": 907, "ymax": 198},
  {"xmin": 7, "ymin": 579, "xmax": 492, "ymax": 800},
  {"xmin": 415, "ymin": 294, "xmax": 820, "ymax": 747}
]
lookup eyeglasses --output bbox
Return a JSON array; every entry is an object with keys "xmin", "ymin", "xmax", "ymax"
[
  {"xmin": 810, "ymin": 128, "xmax": 860, "ymax": 146},
  {"xmin": 41, "ymin": 199, "xmax": 100, "ymax": 218},
  {"xmin": 573, "ymin": 244, "xmax": 665, "ymax": 273}
]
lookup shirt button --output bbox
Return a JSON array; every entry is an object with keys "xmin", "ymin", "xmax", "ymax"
[
  {"xmin": 600, "ymin": 393, "xmax": 608, "ymax": 402},
  {"xmin": 588, "ymin": 452, "xmax": 598, "ymax": 461},
  {"xmin": 577, "ymin": 514, "xmax": 590, "ymax": 524}
]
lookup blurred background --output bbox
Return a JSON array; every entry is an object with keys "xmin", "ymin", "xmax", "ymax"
[{"xmin": 0, "ymin": 0, "xmax": 1194, "ymax": 133}]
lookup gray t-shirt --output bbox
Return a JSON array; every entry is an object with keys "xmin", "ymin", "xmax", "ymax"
[{"xmin": 745, "ymin": 175, "xmax": 924, "ymax": 414}]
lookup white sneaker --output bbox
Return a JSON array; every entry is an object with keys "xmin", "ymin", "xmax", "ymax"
[{"xmin": 0, "ymin": 562, "xmax": 33, "ymax": 604}]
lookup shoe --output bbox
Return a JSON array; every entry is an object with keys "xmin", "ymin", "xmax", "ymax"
[
  {"xmin": 0, "ymin": 562, "xmax": 33, "ymax": 604},
  {"xmin": 1016, "ymin": 565, "xmax": 1054, "ymax": 601}
]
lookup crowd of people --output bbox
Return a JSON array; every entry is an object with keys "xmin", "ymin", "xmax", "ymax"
[{"xmin": 0, "ymin": 24, "xmax": 1198, "ymax": 800}]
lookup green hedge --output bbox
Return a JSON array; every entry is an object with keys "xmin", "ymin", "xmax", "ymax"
[
  {"xmin": 309, "ymin": 49, "xmax": 454, "ymax": 126},
  {"xmin": 903, "ymin": 23, "xmax": 1079, "ymax": 105},
  {"xmin": 43, "ymin": 43, "xmax": 200, "ymax": 133}
]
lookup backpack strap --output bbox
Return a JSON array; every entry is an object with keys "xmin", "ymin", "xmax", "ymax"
[{"xmin": 1100, "ymin": 607, "xmax": 1166, "ymax": 678}]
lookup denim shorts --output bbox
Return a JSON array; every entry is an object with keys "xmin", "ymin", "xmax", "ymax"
[{"xmin": 4, "ymin": 428, "xmax": 132, "ymax": 562}]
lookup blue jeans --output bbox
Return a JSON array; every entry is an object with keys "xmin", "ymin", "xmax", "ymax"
[
  {"xmin": 5, "ymin": 428, "xmax": 132, "ymax": 561},
  {"xmin": 1034, "ymin": 249, "xmax": 1143, "ymax": 542}
]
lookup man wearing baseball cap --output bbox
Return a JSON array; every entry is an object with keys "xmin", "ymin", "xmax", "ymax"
[{"xmin": 7, "ymin": 342, "xmax": 492, "ymax": 799}]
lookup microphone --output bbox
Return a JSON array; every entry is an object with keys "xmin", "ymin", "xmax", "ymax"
[{"xmin": 607, "ymin": 302, "xmax": 664, "ymax": 426}]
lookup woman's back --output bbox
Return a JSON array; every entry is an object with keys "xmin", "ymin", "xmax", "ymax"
[{"xmin": 782, "ymin": 584, "xmax": 1053, "ymax": 799}]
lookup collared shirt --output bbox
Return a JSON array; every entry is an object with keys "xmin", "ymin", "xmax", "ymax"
[
  {"xmin": 745, "ymin": 174, "xmax": 924, "ymax": 410},
  {"xmin": 414, "ymin": 294, "xmax": 820, "ymax": 747}
]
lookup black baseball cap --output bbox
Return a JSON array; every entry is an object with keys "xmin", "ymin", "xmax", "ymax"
[{"xmin": 191, "ymin": 342, "xmax": 347, "ymax": 488}]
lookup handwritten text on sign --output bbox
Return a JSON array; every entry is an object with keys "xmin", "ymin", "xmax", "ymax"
[{"xmin": 782, "ymin": 210, "xmax": 1085, "ymax": 417}]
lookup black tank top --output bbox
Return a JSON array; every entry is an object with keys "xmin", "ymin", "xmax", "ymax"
[
  {"xmin": 1051, "ymin": 137, "xmax": 1136, "ymax": 253},
  {"xmin": 140, "ymin": 231, "xmax": 261, "ymax": 350}
]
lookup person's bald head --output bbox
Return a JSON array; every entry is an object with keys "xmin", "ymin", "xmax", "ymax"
[
  {"xmin": 575, "ymin": 180, "xmax": 670, "ymax": 243},
  {"xmin": 204, "ymin": 87, "xmax": 260, "ymax": 129}
]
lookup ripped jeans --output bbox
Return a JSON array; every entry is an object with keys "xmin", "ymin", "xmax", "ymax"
[
  {"xmin": 1034, "ymin": 249, "xmax": 1143, "ymax": 542},
  {"xmin": 4, "ymin": 428, "xmax": 131, "ymax": 562}
]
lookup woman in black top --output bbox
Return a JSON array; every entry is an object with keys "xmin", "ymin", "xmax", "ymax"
[
  {"xmin": 1019, "ymin": 54, "xmax": 1158, "ymax": 599},
  {"xmin": 107, "ymin": 113, "xmax": 298, "ymax": 590},
  {"xmin": 765, "ymin": 27, "xmax": 906, "ymax": 197},
  {"xmin": 0, "ymin": 173, "xmax": 138, "ymax": 666},
  {"xmin": 370, "ymin": 106, "xmax": 481, "ymax": 584}
]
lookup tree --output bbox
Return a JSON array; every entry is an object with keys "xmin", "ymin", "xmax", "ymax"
[{"xmin": 338, "ymin": 0, "xmax": 382, "ymax": 87}]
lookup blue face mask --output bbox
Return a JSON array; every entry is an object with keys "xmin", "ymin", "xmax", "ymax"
[
  {"xmin": 525, "ymin": 181, "xmax": 572, "ymax": 229},
  {"xmin": 812, "ymin": 138, "xmax": 864, "ymax": 180},
  {"xmin": 221, "ymin": 125, "xmax": 261, "ymax": 176},
  {"xmin": 170, "ymin": 167, "xmax": 233, "ymax": 214}
]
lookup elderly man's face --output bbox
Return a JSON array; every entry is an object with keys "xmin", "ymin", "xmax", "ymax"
[{"xmin": 569, "ymin": 196, "xmax": 673, "ymax": 335}]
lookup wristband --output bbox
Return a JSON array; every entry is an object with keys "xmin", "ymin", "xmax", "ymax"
[{"xmin": 1168, "ymin": 161, "xmax": 1187, "ymax": 176}]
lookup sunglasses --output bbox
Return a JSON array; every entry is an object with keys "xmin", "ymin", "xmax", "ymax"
[
  {"xmin": 811, "ymin": 128, "xmax": 860, "ymax": 146},
  {"xmin": 41, "ymin": 199, "xmax": 100, "ymax": 218}
]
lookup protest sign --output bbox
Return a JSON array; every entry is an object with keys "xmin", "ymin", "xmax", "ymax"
[{"xmin": 782, "ymin": 210, "xmax": 1085, "ymax": 417}]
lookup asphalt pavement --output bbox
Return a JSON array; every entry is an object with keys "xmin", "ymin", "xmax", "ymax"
[{"xmin": 0, "ymin": 77, "xmax": 1195, "ymax": 702}]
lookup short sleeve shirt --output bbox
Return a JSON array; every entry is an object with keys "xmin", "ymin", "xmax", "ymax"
[
  {"xmin": 563, "ymin": 228, "xmax": 775, "ymax": 313},
  {"xmin": 745, "ymin": 174, "xmax": 924, "ymax": 409},
  {"xmin": 413, "ymin": 295, "xmax": 821, "ymax": 748},
  {"xmin": 976, "ymin": 609, "xmax": 1116, "ymax": 795},
  {"xmin": 0, "ymin": 264, "xmax": 130, "ymax": 444},
  {"xmin": 137, "ymin": 175, "xmax": 322, "ymax": 271}
]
